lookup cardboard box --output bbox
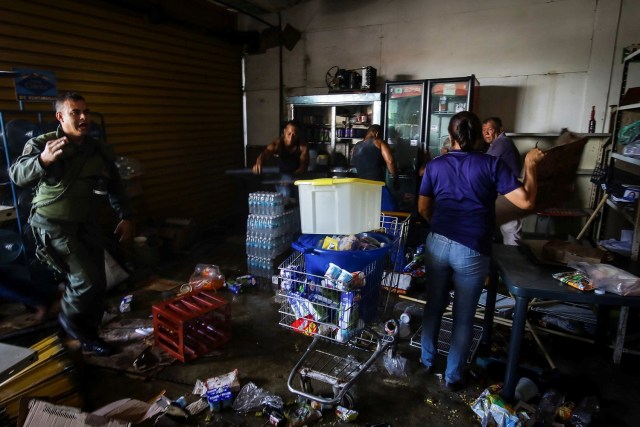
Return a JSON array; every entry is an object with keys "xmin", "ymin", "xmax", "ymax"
[{"xmin": 542, "ymin": 239, "xmax": 608, "ymax": 264}]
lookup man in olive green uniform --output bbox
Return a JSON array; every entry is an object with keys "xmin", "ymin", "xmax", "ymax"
[{"xmin": 10, "ymin": 92, "xmax": 133, "ymax": 356}]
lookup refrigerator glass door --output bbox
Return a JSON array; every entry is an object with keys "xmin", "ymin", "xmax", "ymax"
[
  {"xmin": 426, "ymin": 79, "xmax": 473, "ymax": 158},
  {"xmin": 385, "ymin": 82, "xmax": 425, "ymax": 172}
]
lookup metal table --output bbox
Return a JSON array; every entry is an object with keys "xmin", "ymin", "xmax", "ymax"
[{"xmin": 486, "ymin": 244, "xmax": 640, "ymax": 400}]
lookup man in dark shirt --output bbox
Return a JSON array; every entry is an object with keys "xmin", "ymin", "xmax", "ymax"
[
  {"xmin": 483, "ymin": 117, "xmax": 522, "ymax": 245},
  {"xmin": 253, "ymin": 120, "xmax": 309, "ymax": 200}
]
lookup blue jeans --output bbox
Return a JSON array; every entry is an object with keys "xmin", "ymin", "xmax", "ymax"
[{"xmin": 420, "ymin": 232, "xmax": 489, "ymax": 384}]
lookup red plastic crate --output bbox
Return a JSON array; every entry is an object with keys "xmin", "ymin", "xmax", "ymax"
[{"xmin": 152, "ymin": 289, "xmax": 231, "ymax": 362}]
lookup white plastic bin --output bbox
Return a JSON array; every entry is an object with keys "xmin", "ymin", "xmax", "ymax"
[{"xmin": 295, "ymin": 178, "xmax": 383, "ymax": 235}]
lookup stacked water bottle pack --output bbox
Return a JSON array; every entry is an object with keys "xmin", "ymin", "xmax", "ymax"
[{"xmin": 246, "ymin": 192, "xmax": 300, "ymax": 278}]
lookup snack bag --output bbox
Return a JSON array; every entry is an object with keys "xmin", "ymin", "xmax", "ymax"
[{"xmin": 552, "ymin": 271, "xmax": 594, "ymax": 291}]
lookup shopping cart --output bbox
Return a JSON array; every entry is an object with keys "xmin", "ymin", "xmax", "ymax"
[
  {"xmin": 378, "ymin": 212, "xmax": 411, "ymax": 307},
  {"xmin": 274, "ymin": 213, "xmax": 407, "ymax": 407}
]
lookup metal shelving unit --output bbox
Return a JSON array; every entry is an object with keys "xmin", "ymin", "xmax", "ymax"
[{"xmin": 598, "ymin": 46, "xmax": 640, "ymax": 261}]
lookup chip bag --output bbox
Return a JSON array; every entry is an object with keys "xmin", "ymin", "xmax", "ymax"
[{"xmin": 552, "ymin": 271, "xmax": 594, "ymax": 291}]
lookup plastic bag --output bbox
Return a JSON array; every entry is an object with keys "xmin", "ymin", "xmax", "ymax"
[
  {"xmin": 188, "ymin": 264, "xmax": 225, "ymax": 290},
  {"xmin": 568, "ymin": 261, "xmax": 640, "ymax": 296},
  {"xmin": 618, "ymin": 120, "xmax": 640, "ymax": 145},
  {"xmin": 383, "ymin": 348, "xmax": 408, "ymax": 377},
  {"xmin": 231, "ymin": 382, "xmax": 283, "ymax": 413}
]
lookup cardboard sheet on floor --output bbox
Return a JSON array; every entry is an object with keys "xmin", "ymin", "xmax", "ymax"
[
  {"xmin": 141, "ymin": 277, "xmax": 183, "ymax": 292},
  {"xmin": 83, "ymin": 318, "xmax": 175, "ymax": 377}
]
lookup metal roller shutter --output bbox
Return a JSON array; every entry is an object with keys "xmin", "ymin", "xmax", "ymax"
[{"xmin": 0, "ymin": 0, "xmax": 244, "ymax": 227}]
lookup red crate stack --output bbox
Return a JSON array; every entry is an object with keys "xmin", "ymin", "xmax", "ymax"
[{"xmin": 152, "ymin": 289, "xmax": 231, "ymax": 362}]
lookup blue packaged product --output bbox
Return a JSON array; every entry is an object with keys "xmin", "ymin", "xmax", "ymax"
[
  {"xmin": 337, "ymin": 269, "xmax": 354, "ymax": 290},
  {"xmin": 335, "ymin": 328, "xmax": 351, "ymax": 342},
  {"xmin": 322, "ymin": 278, "xmax": 337, "ymax": 289},
  {"xmin": 325, "ymin": 263, "xmax": 342, "ymax": 280},
  {"xmin": 206, "ymin": 386, "xmax": 233, "ymax": 412},
  {"xmin": 288, "ymin": 293, "xmax": 310, "ymax": 319},
  {"xmin": 338, "ymin": 291, "xmax": 360, "ymax": 330},
  {"xmin": 310, "ymin": 293, "xmax": 338, "ymax": 308}
]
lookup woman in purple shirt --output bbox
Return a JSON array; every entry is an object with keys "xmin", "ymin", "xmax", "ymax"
[{"xmin": 417, "ymin": 111, "xmax": 544, "ymax": 391}]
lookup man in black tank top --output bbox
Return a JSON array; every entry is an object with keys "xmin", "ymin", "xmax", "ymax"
[
  {"xmin": 253, "ymin": 120, "xmax": 309, "ymax": 200},
  {"xmin": 351, "ymin": 124, "xmax": 398, "ymax": 210}
]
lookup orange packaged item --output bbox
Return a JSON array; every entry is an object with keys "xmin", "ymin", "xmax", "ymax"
[{"xmin": 189, "ymin": 264, "xmax": 225, "ymax": 290}]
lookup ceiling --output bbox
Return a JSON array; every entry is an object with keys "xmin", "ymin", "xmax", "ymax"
[{"xmin": 210, "ymin": 0, "xmax": 306, "ymax": 17}]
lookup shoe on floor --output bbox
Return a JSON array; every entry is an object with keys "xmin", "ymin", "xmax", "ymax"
[{"xmin": 81, "ymin": 338, "xmax": 115, "ymax": 356}]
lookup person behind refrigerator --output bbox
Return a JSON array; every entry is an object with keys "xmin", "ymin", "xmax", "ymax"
[
  {"xmin": 252, "ymin": 120, "xmax": 309, "ymax": 201},
  {"xmin": 417, "ymin": 111, "xmax": 544, "ymax": 391},
  {"xmin": 350, "ymin": 124, "xmax": 399, "ymax": 211},
  {"xmin": 482, "ymin": 117, "xmax": 522, "ymax": 245}
]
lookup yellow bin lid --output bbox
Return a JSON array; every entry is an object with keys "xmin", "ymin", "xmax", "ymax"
[{"xmin": 294, "ymin": 178, "xmax": 385, "ymax": 186}]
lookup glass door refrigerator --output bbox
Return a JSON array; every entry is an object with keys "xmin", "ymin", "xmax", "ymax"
[
  {"xmin": 425, "ymin": 76, "xmax": 479, "ymax": 159},
  {"xmin": 383, "ymin": 81, "xmax": 427, "ymax": 212},
  {"xmin": 384, "ymin": 75, "xmax": 479, "ymax": 211}
]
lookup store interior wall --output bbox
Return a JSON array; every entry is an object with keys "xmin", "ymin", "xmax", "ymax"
[{"xmin": 240, "ymin": 0, "xmax": 640, "ymax": 148}]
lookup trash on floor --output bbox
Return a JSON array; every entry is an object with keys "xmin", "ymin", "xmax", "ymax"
[
  {"xmin": 189, "ymin": 264, "xmax": 225, "ymax": 290},
  {"xmin": 335, "ymin": 405, "xmax": 359, "ymax": 422},
  {"xmin": 231, "ymin": 381, "xmax": 284, "ymax": 414},
  {"xmin": 225, "ymin": 274, "xmax": 257, "ymax": 294},
  {"xmin": 470, "ymin": 384, "xmax": 530, "ymax": 427}
]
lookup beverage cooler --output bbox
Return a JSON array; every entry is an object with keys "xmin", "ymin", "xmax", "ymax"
[
  {"xmin": 384, "ymin": 75, "xmax": 479, "ymax": 211},
  {"xmin": 286, "ymin": 93, "xmax": 383, "ymax": 173}
]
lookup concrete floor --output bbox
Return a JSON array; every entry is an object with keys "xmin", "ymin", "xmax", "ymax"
[{"xmin": 2, "ymin": 224, "xmax": 640, "ymax": 426}]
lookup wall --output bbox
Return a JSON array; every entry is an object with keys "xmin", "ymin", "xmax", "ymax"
[
  {"xmin": 241, "ymin": 0, "xmax": 640, "ymax": 148},
  {"xmin": 0, "ymin": 0, "xmax": 244, "ymax": 228}
]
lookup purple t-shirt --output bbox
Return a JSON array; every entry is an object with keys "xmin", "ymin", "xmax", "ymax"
[{"xmin": 419, "ymin": 151, "xmax": 521, "ymax": 256}]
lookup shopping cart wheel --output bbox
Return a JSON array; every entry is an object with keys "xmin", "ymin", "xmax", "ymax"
[{"xmin": 338, "ymin": 391, "xmax": 355, "ymax": 409}]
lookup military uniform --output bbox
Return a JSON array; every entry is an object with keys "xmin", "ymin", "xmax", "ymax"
[{"xmin": 9, "ymin": 126, "xmax": 132, "ymax": 341}]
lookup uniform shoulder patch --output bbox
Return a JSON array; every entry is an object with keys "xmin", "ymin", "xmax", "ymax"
[{"xmin": 22, "ymin": 144, "xmax": 34, "ymax": 155}]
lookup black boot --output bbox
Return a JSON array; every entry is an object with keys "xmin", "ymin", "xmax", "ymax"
[{"xmin": 80, "ymin": 337, "xmax": 115, "ymax": 357}]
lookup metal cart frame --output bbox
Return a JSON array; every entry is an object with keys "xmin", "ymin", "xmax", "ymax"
[{"xmin": 274, "ymin": 213, "xmax": 409, "ymax": 407}]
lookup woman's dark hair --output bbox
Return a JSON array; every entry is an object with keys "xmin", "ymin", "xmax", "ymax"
[{"xmin": 448, "ymin": 111, "xmax": 482, "ymax": 152}]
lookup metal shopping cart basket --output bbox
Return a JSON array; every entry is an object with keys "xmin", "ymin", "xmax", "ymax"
[
  {"xmin": 274, "ymin": 214, "xmax": 406, "ymax": 407},
  {"xmin": 378, "ymin": 212, "xmax": 411, "ymax": 306}
]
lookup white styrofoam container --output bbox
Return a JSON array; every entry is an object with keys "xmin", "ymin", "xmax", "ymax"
[{"xmin": 295, "ymin": 178, "xmax": 383, "ymax": 235}]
